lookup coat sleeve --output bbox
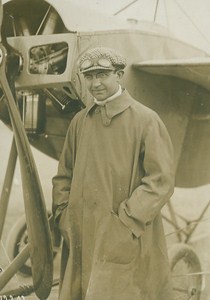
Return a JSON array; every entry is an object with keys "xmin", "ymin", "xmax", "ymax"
[
  {"xmin": 118, "ymin": 114, "xmax": 175, "ymax": 238},
  {"xmin": 52, "ymin": 123, "xmax": 75, "ymax": 223}
]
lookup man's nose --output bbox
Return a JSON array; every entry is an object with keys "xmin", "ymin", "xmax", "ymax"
[{"xmin": 91, "ymin": 76, "xmax": 101, "ymax": 87}]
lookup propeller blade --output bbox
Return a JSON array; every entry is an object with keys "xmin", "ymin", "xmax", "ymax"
[
  {"xmin": 0, "ymin": 46, "xmax": 53, "ymax": 299},
  {"xmin": 0, "ymin": 35, "xmax": 53, "ymax": 300}
]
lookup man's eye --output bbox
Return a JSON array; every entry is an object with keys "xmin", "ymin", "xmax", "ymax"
[
  {"xmin": 84, "ymin": 75, "xmax": 92, "ymax": 80},
  {"xmin": 97, "ymin": 73, "xmax": 108, "ymax": 78}
]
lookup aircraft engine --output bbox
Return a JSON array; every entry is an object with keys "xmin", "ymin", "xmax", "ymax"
[{"xmin": 0, "ymin": 0, "xmax": 84, "ymax": 159}]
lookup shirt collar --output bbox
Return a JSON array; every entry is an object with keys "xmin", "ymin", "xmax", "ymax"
[{"xmin": 86, "ymin": 89, "xmax": 134, "ymax": 119}]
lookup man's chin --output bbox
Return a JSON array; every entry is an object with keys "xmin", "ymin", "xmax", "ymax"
[{"xmin": 92, "ymin": 92, "xmax": 106, "ymax": 101}]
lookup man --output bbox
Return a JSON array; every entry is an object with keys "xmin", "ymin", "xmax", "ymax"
[{"xmin": 52, "ymin": 47, "xmax": 175, "ymax": 300}]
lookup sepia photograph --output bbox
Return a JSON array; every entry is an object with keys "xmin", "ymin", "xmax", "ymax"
[{"xmin": 1, "ymin": 0, "xmax": 210, "ymax": 299}]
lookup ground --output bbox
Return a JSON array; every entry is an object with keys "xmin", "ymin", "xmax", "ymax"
[{"xmin": 1, "ymin": 121, "xmax": 210, "ymax": 300}]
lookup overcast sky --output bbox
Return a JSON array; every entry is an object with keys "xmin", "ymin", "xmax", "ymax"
[{"xmin": 78, "ymin": 0, "xmax": 210, "ymax": 54}]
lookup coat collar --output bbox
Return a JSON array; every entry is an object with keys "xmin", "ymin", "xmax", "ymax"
[{"xmin": 85, "ymin": 89, "xmax": 134, "ymax": 119}]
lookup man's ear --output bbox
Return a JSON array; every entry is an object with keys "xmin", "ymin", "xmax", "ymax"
[{"xmin": 116, "ymin": 70, "xmax": 124, "ymax": 80}]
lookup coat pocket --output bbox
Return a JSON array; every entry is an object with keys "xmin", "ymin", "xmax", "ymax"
[{"xmin": 96, "ymin": 211, "xmax": 140, "ymax": 265}]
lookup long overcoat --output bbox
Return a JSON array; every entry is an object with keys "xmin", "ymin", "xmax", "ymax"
[{"xmin": 52, "ymin": 90, "xmax": 175, "ymax": 300}]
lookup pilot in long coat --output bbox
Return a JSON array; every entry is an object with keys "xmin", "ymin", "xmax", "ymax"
[{"xmin": 52, "ymin": 89, "xmax": 175, "ymax": 300}]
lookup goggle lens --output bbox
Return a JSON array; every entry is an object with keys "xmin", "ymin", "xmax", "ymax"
[{"xmin": 80, "ymin": 58, "xmax": 112, "ymax": 71}]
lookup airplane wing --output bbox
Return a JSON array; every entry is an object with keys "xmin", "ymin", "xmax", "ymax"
[
  {"xmin": 132, "ymin": 57, "xmax": 210, "ymax": 188},
  {"xmin": 133, "ymin": 57, "xmax": 210, "ymax": 92}
]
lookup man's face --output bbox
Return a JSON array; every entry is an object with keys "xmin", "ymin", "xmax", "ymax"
[{"xmin": 83, "ymin": 69, "xmax": 124, "ymax": 101}]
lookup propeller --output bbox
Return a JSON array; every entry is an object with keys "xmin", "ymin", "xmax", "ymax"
[{"xmin": 0, "ymin": 0, "xmax": 53, "ymax": 298}]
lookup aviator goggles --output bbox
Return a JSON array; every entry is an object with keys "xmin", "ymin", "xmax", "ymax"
[{"xmin": 80, "ymin": 58, "xmax": 115, "ymax": 73}]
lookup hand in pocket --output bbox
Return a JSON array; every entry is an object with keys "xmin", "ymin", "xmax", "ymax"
[{"xmin": 97, "ymin": 212, "xmax": 140, "ymax": 264}]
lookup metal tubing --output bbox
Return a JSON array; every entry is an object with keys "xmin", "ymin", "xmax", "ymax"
[
  {"xmin": 167, "ymin": 200, "xmax": 182, "ymax": 242},
  {"xmin": 185, "ymin": 198, "xmax": 210, "ymax": 243},
  {"xmin": 0, "ymin": 245, "xmax": 29, "ymax": 291},
  {"xmin": 0, "ymin": 138, "xmax": 17, "ymax": 239}
]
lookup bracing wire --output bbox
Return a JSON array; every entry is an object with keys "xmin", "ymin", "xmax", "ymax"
[
  {"xmin": 153, "ymin": 0, "xmax": 160, "ymax": 22},
  {"xmin": 173, "ymin": 0, "xmax": 210, "ymax": 47},
  {"xmin": 114, "ymin": 0, "xmax": 139, "ymax": 16},
  {"xmin": 164, "ymin": 213, "xmax": 210, "ymax": 238},
  {"xmin": 36, "ymin": 5, "xmax": 52, "ymax": 35},
  {"xmin": 163, "ymin": 0, "xmax": 171, "ymax": 37}
]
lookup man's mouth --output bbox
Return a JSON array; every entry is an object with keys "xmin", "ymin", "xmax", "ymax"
[{"xmin": 92, "ymin": 89, "xmax": 105, "ymax": 92}]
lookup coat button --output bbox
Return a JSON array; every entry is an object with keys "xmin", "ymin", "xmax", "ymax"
[
  {"xmin": 104, "ymin": 120, "xmax": 111, "ymax": 126},
  {"xmin": 95, "ymin": 107, "xmax": 100, "ymax": 113},
  {"xmin": 145, "ymin": 221, "xmax": 152, "ymax": 226}
]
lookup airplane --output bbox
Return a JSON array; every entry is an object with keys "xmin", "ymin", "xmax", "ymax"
[{"xmin": 0, "ymin": 0, "xmax": 210, "ymax": 299}]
